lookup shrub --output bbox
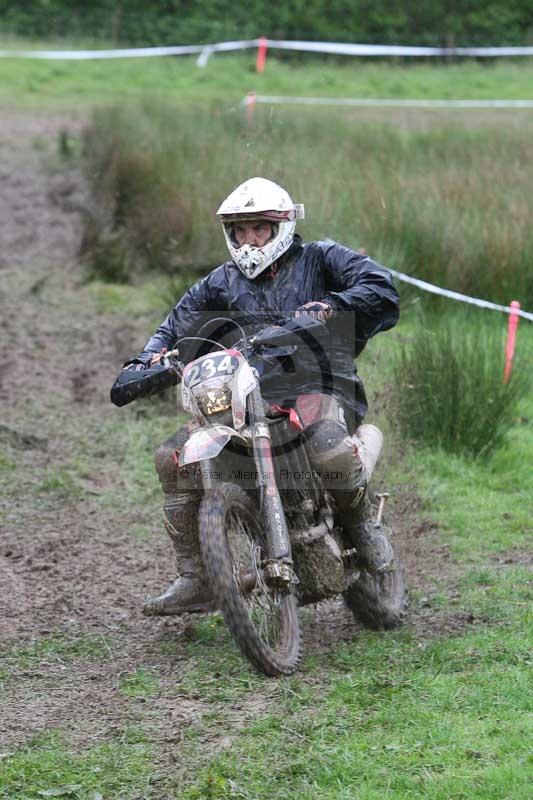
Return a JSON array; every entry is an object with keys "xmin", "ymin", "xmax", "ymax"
[
  {"xmin": 2, "ymin": 1, "xmax": 533, "ymax": 47},
  {"xmin": 82, "ymin": 105, "xmax": 197, "ymax": 280},
  {"xmin": 393, "ymin": 309, "xmax": 530, "ymax": 458}
]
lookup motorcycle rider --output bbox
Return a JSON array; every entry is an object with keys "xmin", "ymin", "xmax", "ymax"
[{"xmin": 111, "ymin": 177, "xmax": 400, "ymax": 616}]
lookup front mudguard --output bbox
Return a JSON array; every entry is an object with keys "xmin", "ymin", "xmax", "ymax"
[{"xmin": 178, "ymin": 424, "xmax": 251, "ymax": 466}]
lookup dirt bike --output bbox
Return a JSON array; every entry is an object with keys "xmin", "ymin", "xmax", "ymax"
[{"xmin": 141, "ymin": 316, "xmax": 406, "ymax": 677}]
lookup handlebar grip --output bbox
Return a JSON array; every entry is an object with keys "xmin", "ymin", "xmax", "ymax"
[
  {"xmin": 253, "ymin": 314, "xmax": 328, "ymax": 351},
  {"xmin": 110, "ymin": 364, "xmax": 180, "ymax": 407}
]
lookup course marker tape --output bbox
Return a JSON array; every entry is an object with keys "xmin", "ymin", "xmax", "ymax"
[
  {"xmin": 265, "ymin": 40, "xmax": 533, "ymax": 57},
  {"xmin": 244, "ymin": 94, "xmax": 533, "ymax": 109},
  {"xmin": 388, "ymin": 269, "xmax": 533, "ymax": 321},
  {"xmin": 0, "ymin": 39, "xmax": 257, "ymax": 60},
  {"xmin": 2, "ymin": 37, "xmax": 533, "ymax": 61}
]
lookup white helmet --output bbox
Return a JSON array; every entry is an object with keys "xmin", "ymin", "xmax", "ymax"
[{"xmin": 216, "ymin": 177, "xmax": 304, "ymax": 279}]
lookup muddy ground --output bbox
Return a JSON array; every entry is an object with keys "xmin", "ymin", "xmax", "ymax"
[{"xmin": 0, "ymin": 111, "xmax": 467, "ymax": 759}]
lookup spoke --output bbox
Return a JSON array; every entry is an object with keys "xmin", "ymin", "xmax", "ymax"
[{"xmin": 225, "ymin": 504, "xmax": 284, "ymax": 649}]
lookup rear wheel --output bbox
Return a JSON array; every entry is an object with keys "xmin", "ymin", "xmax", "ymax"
[
  {"xmin": 343, "ymin": 560, "xmax": 407, "ymax": 629},
  {"xmin": 199, "ymin": 482, "xmax": 302, "ymax": 677},
  {"xmin": 343, "ymin": 491, "xmax": 407, "ymax": 629}
]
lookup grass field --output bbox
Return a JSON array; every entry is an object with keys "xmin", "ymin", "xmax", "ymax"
[
  {"xmin": 2, "ymin": 49, "xmax": 533, "ymax": 108},
  {"xmin": 1, "ymin": 48, "xmax": 532, "ymax": 800},
  {"xmin": 80, "ymin": 99, "xmax": 533, "ymax": 307}
]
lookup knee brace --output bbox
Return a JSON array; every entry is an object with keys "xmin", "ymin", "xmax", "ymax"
[{"xmin": 305, "ymin": 419, "xmax": 367, "ymax": 497}]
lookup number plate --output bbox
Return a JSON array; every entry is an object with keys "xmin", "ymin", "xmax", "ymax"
[{"xmin": 183, "ymin": 353, "xmax": 240, "ymax": 388}]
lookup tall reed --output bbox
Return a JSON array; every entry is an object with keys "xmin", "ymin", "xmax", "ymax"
[
  {"xmin": 392, "ymin": 309, "xmax": 530, "ymax": 458},
  {"xmin": 81, "ymin": 100, "xmax": 533, "ymax": 307}
]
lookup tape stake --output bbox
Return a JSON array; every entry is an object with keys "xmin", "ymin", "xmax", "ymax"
[
  {"xmin": 256, "ymin": 36, "xmax": 268, "ymax": 72},
  {"xmin": 196, "ymin": 45, "xmax": 213, "ymax": 67},
  {"xmin": 503, "ymin": 301, "xmax": 521, "ymax": 384},
  {"xmin": 246, "ymin": 91, "xmax": 257, "ymax": 124}
]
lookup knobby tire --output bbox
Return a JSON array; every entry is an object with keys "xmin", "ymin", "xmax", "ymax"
[
  {"xmin": 199, "ymin": 482, "xmax": 302, "ymax": 677},
  {"xmin": 343, "ymin": 560, "xmax": 407, "ymax": 629}
]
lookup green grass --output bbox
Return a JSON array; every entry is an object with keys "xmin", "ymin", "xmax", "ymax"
[
  {"xmin": 118, "ymin": 668, "xmax": 160, "ymax": 699},
  {"xmin": 38, "ymin": 468, "xmax": 88, "ymax": 498},
  {"xmin": 179, "ymin": 610, "xmax": 531, "ymax": 799},
  {"xmin": 0, "ymin": 451, "xmax": 18, "ymax": 509},
  {"xmin": 0, "ymin": 730, "xmax": 153, "ymax": 800},
  {"xmin": 2, "ymin": 53, "xmax": 533, "ymax": 108},
  {"xmin": 162, "ymin": 480, "xmax": 531, "ymax": 800},
  {"xmin": 96, "ymin": 409, "xmax": 183, "ymax": 508},
  {"xmin": 397, "ymin": 445, "xmax": 533, "ymax": 559},
  {"xmin": 459, "ymin": 565, "xmax": 532, "ymax": 623},
  {"xmin": 0, "ymin": 451, "xmax": 16, "ymax": 473},
  {"xmin": 0, "ymin": 634, "xmax": 112, "ymax": 676},
  {"xmin": 86, "ymin": 277, "xmax": 193, "ymax": 331},
  {"xmin": 174, "ymin": 615, "xmax": 268, "ymax": 703},
  {"xmin": 86, "ymin": 280, "xmax": 163, "ymax": 316}
]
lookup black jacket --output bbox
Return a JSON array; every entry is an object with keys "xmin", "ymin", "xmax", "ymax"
[{"xmin": 116, "ymin": 237, "xmax": 399, "ymax": 429}]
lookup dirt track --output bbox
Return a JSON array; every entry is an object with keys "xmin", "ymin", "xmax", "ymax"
[{"xmin": 0, "ymin": 111, "xmax": 464, "ymax": 756}]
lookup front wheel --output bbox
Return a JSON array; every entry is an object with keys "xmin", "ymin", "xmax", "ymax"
[{"xmin": 199, "ymin": 482, "xmax": 302, "ymax": 677}]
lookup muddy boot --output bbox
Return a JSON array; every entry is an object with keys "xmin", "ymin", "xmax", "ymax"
[
  {"xmin": 339, "ymin": 492, "xmax": 394, "ymax": 573},
  {"xmin": 143, "ymin": 498, "xmax": 215, "ymax": 616}
]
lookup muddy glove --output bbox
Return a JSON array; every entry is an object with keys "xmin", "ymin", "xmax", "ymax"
[
  {"xmin": 293, "ymin": 301, "xmax": 334, "ymax": 322},
  {"xmin": 110, "ymin": 359, "xmax": 179, "ymax": 407},
  {"xmin": 123, "ymin": 361, "xmax": 147, "ymax": 372}
]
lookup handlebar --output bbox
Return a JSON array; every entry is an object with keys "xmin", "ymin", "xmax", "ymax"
[
  {"xmin": 111, "ymin": 315, "xmax": 330, "ymax": 408},
  {"xmin": 249, "ymin": 315, "xmax": 329, "ymax": 351}
]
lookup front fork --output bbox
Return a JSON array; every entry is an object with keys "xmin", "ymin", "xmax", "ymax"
[
  {"xmin": 248, "ymin": 385, "xmax": 296, "ymax": 590},
  {"xmin": 197, "ymin": 385, "xmax": 295, "ymax": 592}
]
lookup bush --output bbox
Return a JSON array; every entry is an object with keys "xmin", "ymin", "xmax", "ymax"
[
  {"xmin": 2, "ymin": 1, "xmax": 533, "ymax": 47},
  {"xmin": 82, "ymin": 104, "xmax": 198, "ymax": 280},
  {"xmin": 393, "ymin": 309, "xmax": 530, "ymax": 458}
]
